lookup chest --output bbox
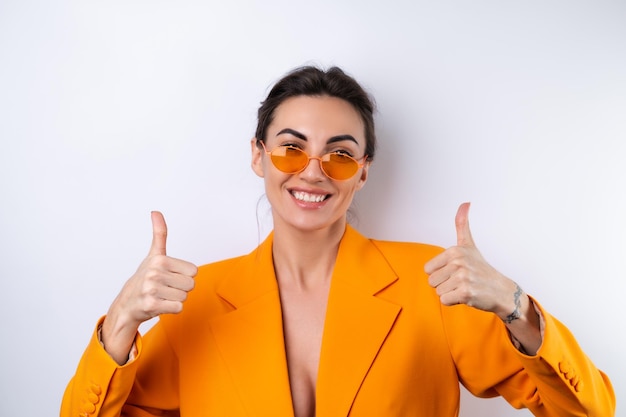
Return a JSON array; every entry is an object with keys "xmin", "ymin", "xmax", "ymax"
[{"xmin": 279, "ymin": 284, "xmax": 330, "ymax": 417}]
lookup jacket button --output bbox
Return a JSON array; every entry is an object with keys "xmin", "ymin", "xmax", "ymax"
[
  {"xmin": 90, "ymin": 383, "xmax": 102, "ymax": 396},
  {"xmin": 559, "ymin": 361, "xmax": 571, "ymax": 374},
  {"xmin": 82, "ymin": 401, "xmax": 96, "ymax": 414},
  {"xmin": 88, "ymin": 392, "xmax": 99, "ymax": 404},
  {"xmin": 574, "ymin": 380, "xmax": 584, "ymax": 392}
]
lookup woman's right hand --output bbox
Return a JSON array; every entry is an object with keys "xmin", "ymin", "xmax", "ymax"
[{"xmin": 101, "ymin": 211, "xmax": 198, "ymax": 364}]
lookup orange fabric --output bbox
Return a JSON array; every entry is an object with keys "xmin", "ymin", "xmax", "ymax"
[{"xmin": 61, "ymin": 225, "xmax": 615, "ymax": 416}]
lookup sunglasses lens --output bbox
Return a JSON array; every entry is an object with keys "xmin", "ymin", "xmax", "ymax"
[
  {"xmin": 270, "ymin": 147, "xmax": 309, "ymax": 173},
  {"xmin": 322, "ymin": 154, "xmax": 358, "ymax": 180}
]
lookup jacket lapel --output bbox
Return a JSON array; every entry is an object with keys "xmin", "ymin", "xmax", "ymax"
[
  {"xmin": 207, "ymin": 226, "xmax": 401, "ymax": 417},
  {"xmin": 209, "ymin": 233, "xmax": 295, "ymax": 416},
  {"xmin": 316, "ymin": 226, "xmax": 401, "ymax": 417}
]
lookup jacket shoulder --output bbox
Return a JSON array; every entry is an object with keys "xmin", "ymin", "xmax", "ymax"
[
  {"xmin": 196, "ymin": 253, "xmax": 250, "ymax": 278},
  {"xmin": 369, "ymin": 239, "xmax": 444, "ymax": 265}
]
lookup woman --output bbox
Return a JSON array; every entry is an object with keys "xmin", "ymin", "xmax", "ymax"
[{"xmin": 61, "ymin": 66, "xmax": 615, "ymax": 416}]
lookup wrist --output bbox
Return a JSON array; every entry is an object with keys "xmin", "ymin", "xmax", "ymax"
[
  {"xmin": 500, "ymin": 292, "xmax": 543, "ymax": 355},
  {"xmin": 500, "ymin": 283, "xmax": 523, "ymax": 324},
  {"xmin": 101, "ymin": 308, "xmax": 140, "ymax": 365}
]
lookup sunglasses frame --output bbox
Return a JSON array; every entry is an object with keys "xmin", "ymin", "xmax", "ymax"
[{"xmin": 257, "ymin": 140, "xmax": 368, "ymax": 181}]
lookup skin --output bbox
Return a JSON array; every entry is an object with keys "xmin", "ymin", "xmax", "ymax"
[{"xmin": 100, "ymin": 94, "xmax": 541, "ymax": 417}]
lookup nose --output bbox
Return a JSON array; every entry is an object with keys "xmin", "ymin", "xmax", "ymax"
[{"xmin": 298, "ymin": 156, "xmax": 326, "ymax": 181}]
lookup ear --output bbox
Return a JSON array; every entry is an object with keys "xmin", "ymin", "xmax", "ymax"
[
  {"xmin": 251, "ymin": 138, "xmax": 264, "ymax": 178},
  {"xmin": 355, "ymin": 160, "xmax": 371, "ymax": 191}
]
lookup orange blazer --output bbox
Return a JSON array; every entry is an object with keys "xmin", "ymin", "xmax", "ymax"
[{"xmin": 61, "ymin": 225, "xmax": 615, "ymax": 416}]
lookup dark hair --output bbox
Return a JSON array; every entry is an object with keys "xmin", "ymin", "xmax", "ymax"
[{"xmin": 255, "ymin": 66, "xmax": 377, "ymax": 161}]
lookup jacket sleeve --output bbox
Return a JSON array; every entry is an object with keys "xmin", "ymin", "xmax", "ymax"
[
  {"xmin": 442, "ymin": 299, "xmax": 615, "ymax": 417},
  {"xmin": 60, "ymin": 317, "xmax": 180, "ymax": 417}
]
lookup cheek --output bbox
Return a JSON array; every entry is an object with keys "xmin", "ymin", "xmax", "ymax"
[
  {"xmin": 339, "ymin": 181, "xmax": 362, "ymax": 202},
  {"xmin": 258, "ymin": 157, "xmax": 277, "ymax": 180},
  {"xmin": 262, "ymin": 168, "xmax": 288, "ymax": 195}
]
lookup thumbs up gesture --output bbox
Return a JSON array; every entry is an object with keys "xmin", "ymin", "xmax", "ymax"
[
  {"xmin": 101, "ymin": 212, "xmax": 198, "ymax": 364},
  {"xmin": 129, "ymin": 211, "xmax": 198, "ymax": 320},
  {"xmin": 424, "ymin": 203, "xmax": 520, "ymax": 318}
]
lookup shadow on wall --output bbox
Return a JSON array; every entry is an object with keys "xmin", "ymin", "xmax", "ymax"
[{"xmin": 350, "ymin": 125, "xmax": 399, "ymax": 237}]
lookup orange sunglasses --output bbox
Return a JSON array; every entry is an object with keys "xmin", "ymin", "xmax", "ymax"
[{"xmin": 258, "ymin": 140, "xmax": 367, "ymax": 181}]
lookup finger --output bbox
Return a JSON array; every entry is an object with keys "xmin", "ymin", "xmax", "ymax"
[
  {"xmin": 149, "ymin": 211, "xmax": 168, "ymax": 256},
  {"xmin": 154, "ymin": 285, "xmax": 192, "ymax": 304},
  {"xmin": 424, "ymin": 254, "xmax": 439, "ymax": 276},
  {"xmin": 435, "ymin": 271, "xmax": 474, "ymax": 306},
  {"xmin": 434, "ymin": 278, "xmax": 458, "ymax": 300},
  {"xmin": 172, "ymin": 260, "xmax": 198, "ymax": 281},
  {"xmin": 455, "ymin": 202, "xmax": 475, "ymax": 247},
  {"xmin": 153, "ymin": 255, "xmax": 198, "ymax": 279},
  {"xmin": 427, "ymin": 268, "xmax": 449, "ymax": 288},
  {"xmin": 424, "ymin": 248, "xmax": 455, "ymax": 275},
  {"xmin": 159, "ymin": 300, "xmax": 185, "ymax": 315},
  {"xmin": 439, "ymin": 291, "xmax": 464, "ymax": 307},
  {"xmin": 144, "ymin": 298, "xmax": 185, "ymax": 316},
  {"xmin": 427, "ymin": 259, "xmax": 460, "ymax": 288},
  {"xmin": 162, "ymin": 270, "xmax": 196, "ymax": 292}
]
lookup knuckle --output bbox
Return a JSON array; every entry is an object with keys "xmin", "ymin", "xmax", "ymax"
[
  {"xmin": 454, "ymin": 269, "xmax": 471, "ymax": 284},
  {"xmin": 143, "ymin": 298, "xmax": 160, "ymax": 316},
  {"xmin": 450, "ymin": 254, "xmax": 467, "ymax": 268},
  {"xmin": 151, "ymin": 255, "xmax": 168, "ymax": 269},
  {"xmin": 143, "ymin": 268, "xmax": 162, "ymax": 283},
  {"xmin": 144, "ymin": 284, "xmax": 160, "ymax": 298},
  {"xmin": 458, "ymin": 287, "xmax": 474, "ymax": 304},
  {"xmin": 449, "ymin": 246, "xmax": 463, "ymax": 257}
]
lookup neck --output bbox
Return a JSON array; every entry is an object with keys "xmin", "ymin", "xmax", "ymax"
[{"xmin": 271, "ymin": 219, "xmax": 347, "ymax": 290}]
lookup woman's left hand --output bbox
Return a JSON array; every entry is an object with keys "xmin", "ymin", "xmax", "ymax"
[{"xmin": 424, "ymin": 202, "xmax": 521, "ymax": 321}]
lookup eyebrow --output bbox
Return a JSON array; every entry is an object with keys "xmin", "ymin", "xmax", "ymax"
[{"xmin": 276, "ymin": 128, "xmax": 359, "ymax": 145}]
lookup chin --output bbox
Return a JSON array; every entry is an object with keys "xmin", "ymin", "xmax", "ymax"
[{"xmin": 286, "ymin": 215, "xmax": 347, "ymax": 234}]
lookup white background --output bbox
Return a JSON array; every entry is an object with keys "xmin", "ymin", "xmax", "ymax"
[{"xmin": 1, "ymin": 1, "xmax": 624, "ymax": 415}]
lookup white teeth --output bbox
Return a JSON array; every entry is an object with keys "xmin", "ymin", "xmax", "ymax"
[{"xmin": 292, "ymin": 191, "xmax": 327, "ymax": 203}]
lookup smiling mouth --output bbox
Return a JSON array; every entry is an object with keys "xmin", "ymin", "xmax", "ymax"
[{"xmin": 291, "ymin": 191, "xmax": 329, "ymax": 203}]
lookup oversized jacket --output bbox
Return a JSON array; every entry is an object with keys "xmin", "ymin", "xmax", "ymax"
[{"xmin": 61, "ymin": 225, "xmax": 615, "ymax": 416}]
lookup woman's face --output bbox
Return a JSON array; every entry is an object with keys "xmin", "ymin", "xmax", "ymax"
[{"xmin": 251, "ymin": 95, "xmax": 370, "ymax": 234}]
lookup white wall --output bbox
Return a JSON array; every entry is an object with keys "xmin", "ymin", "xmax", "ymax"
[{"xmin": 1, "ymin": 1, "xmax": 624, "ymax": 415}]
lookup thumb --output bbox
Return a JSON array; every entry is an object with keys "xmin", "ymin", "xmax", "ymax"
[
  {"xmin": 455, "ymin": 202, "xmax": 475, "ymax": 247},
  {"xmin": 149, "ymin": 211, "xmax": 168, "ymax": 256}
]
